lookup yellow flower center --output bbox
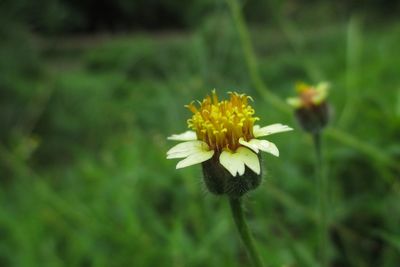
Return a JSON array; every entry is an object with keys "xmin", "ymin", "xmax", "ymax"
[{"xmin": 186, "ymin": 90, "xmax": 259, "ymax": 152}]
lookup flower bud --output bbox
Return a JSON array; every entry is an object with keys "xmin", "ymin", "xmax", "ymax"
[
  {"xmin": 287, "ymin": 82, "xmax": 330, "ymax": 133},
  {"xmin": 295, "ymin": 101, "xmax": 329, "ymax": 133}
]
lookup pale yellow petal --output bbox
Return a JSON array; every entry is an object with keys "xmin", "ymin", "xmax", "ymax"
[
  {"xmin": 167, "ymin": 140, "xmax": 208, "ymax": 155},
  {"xmin": 313, "ymin": 82, "xmax": 329, "ymax": 104},
  {"xmin": 239, "ymin": 137, "xmax": 259, "ymax": 153},
  {"xmin": 253, "ymin": 123, "xmax": 293, "ymax": 138},
  {"xmin": 287, "ymin": 97, "xmax": 302, "ymax": 108},
  {"xmin": 247, "ymin": 139, "xmax": 279, "ymax": 157},
  {"xmin": 219, "ymin": 150, "xmax": 245, "ymax": 177},
  {"xmin": 167, "ymin": 144, "xmax": 205, "ymax": 159},
  {"xmin": 167, "ymin": 131, "xmax": 197, "ymax": 141},
  {"xmin": 235, "ymin": 147, "xmax": 260, "ymax": 175},
  {"xmin": 176, "ymin": 150, "xmax": 214, "ymax": 169}
]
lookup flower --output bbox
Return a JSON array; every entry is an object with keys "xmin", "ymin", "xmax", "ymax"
[
  {"xmin": 287, "ymin": 82, "xmax": 329, "ymax": 109},
  {"xmin": 167, "ymin": 90, "xmax": 292, "ymax": 186},
  {"xmin": 287, "ymin": 82, "xmax": 330, "ymax": 133}
]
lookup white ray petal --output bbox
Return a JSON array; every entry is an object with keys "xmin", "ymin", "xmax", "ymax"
[
  {"xmin": 246, "ymin": 139, "xmax": 279, "ymax": 157},
  {"xmin": 167, "ymin": 144, "xmax": 205, "ymax": 159},
  {"xmin": 287, "ymin": 97, "xmax": 302, "ymax": 108},
  {"xmin": 239, "ymin": 137, "xmax": 259, "ymax": 153},
  {"xmin": 253, "ymin": 124, "xmax": 293, "ymax": 138},
  {"xmin": 176, "ymin": 150, "xmax": 214, "ymax": 169},
  {"xmin": 235, "ymin": 147, "xmax": 260, "ymax": 175},
  {"xmin": 313, "ymin": 82, "xmax": 329, "ymax": 104},
  {"xmin": 219, "ymin": 150, "xmax": 245, "ymax": 177},
  {"xmin": 167, "ymin": 131, "xmax": 197, "ymax": 141},
  {"xmin": 167, "ymin": 140, "xmax": 208, "ymax": 155}
]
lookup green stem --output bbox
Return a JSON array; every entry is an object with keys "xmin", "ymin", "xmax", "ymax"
[
  {"xmin": 313, "ymin": 133, "xmax": 328, "ymax": 267},
  {"xmin": 229, "ymin": 197, "xmax": 264, "ymax": 267}
]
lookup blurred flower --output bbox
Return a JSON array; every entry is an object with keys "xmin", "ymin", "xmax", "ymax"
[
  {"xmin": 167, "ymin": 90, "xmax": 292, "ymax": 197},
  {"xmin": 287, "ymin": 82, "xmax": 330, "ymax": 133}
]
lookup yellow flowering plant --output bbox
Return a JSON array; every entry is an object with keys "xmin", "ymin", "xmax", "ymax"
[
  {"xmin": 287, "ymin": 82, "xmax": 330, "ymax": 133},
  {"xmin": 287, "ymin": 82, "xmax": 331, "ymax": 266},
  {"xmin": 167, "ymin": 90, "xmax": 292, "ymax": 197},
  {"xmin": 166, "ymin": 90, "xmax": 293, "ymax": 267}
]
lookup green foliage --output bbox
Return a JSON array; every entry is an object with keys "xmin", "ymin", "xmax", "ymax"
[{"xmin": 0, "ymin": 2, "xmax": 399, "ymax": 267}]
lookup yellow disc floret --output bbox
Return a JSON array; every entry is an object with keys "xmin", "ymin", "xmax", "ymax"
[{"xmin": 186, "ymin": 90, "xmax": 259, "ymax": 152}]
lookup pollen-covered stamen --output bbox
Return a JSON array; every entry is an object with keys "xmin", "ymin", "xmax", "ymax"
[{"xmin": 186, "ymin": 90, "xmax": 259, "ymax": 152}]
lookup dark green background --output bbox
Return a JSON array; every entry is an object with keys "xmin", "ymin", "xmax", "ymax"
[{"xmin": 1, "ymin": 0, "xmax": 399, "ymax": 266}]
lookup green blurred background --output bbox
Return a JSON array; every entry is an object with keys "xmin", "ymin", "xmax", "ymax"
[{"xmin": 1, "ymin": 0, "xmax": 399, "ymax": 266}]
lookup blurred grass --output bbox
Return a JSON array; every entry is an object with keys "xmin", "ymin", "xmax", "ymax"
[{"xmin": 1, "ymin": 1, "xmax": 400, "ymax": 267}]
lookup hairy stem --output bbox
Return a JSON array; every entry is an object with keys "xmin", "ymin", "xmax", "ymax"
[{"xmin": 229, "ymin": 197, "xmax": 264, "ymax": 267}]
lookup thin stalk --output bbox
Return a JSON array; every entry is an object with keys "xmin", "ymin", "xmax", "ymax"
[
  {"xmin": 312, "ymin": 133, "xmax": 328, "ymax": 267},
  {"xmin": 229, "ymin": 197, "xmax": 264, "ymax": 267}
]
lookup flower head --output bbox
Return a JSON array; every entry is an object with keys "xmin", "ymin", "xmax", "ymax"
[
  {"xmin": 167, "ymin": 90, "xmax": 292, "ymax": 197},
  {"xmin": 287, "ymin": 82, "xmax": 329, "ymax": 109},
  {"xmin": 287, "ymin": 82, "xmax": 330, "ymax": 133}
]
